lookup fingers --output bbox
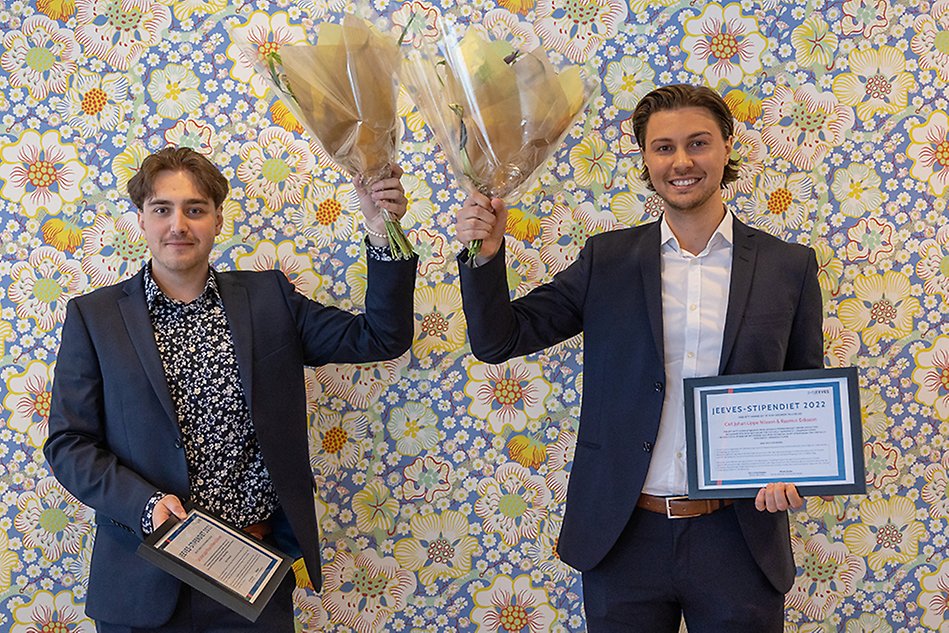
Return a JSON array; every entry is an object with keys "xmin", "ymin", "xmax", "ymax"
[
  {"xmin": 152, "ymin": 494, "xmax": 187, "ymax": 530},
  {"xmin": 755, "ymin": 483, "xmax": 804, "ymax": 513}
]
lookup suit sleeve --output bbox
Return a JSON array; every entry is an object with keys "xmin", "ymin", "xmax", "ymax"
[
  {"xmin": 282, "ymin": 253, "xmax": 418, "ymax": 366},
  {"xmin": 458, "ymin": 239, "xmax": 590, "ymax": 364},
  {"xmin": 44, "ymin": 299, "xmax": 159, "ymax": 538},
  {"xmin": 784, "ymin": 247, "xmax": 824, "ymax": 371}
]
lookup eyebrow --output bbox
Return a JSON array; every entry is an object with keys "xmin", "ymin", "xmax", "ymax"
[
  {"xmin": 144, "ymin": 197, "xmax": 212, "ymax": 207},
  {"xmin": 649, "ymin": 131, "xmax": 715, "ymax": 144}
]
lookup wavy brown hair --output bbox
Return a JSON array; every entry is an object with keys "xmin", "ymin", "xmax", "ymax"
[{"xmin": 127, "ymin": 146, "xmax": 229, "ymax": 210}]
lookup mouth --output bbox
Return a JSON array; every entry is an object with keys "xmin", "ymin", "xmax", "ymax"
[{"xmin": 669, "ymin": 177, "xmax": 701, "ymax": 188}]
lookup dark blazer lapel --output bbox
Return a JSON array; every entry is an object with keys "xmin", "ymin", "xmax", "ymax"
[
  {"xmin": 216, "ymin": 274, "xmax": 255, "ymax": 412},
  {"xmin": 719, "ymin": 216, "xmax": 758, "ymax": 373},
  {"xmin": 118, "ymin": 270, "xmax": 177, "ymax": 422},
  {"xmin": 639, "ymin": 220, "xmax": 664, "ymax": 364}
]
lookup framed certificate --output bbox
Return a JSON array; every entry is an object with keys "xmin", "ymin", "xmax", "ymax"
[
  {"xmin": 684, "ymin": 367, "xmax": 865, "ymax": 499},
  {"xmin": 137, "ymin": 504, "xmax": 293, "ymax": 622}
]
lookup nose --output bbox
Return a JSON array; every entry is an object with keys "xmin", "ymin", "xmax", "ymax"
[
  {"xmin": 168, "ymin": 209, "xmax": 189, "ymax": 234},
  {"xmin": 673, "ymin": 149, "xmax": 692, "ymax": 171}
]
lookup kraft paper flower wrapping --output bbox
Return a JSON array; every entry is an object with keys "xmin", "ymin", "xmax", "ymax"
[
  {"xmin": 245, "ymin": 14, "xmax": 413, "ymax": 258},
  {"xmin": 401, "ymin": 22, "xmax": 597, "ymax": 257}
]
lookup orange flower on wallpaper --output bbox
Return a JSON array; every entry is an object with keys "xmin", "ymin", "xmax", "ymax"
[
  {"xmin": 497, "ymin": 0, "xmax": 535, "ymax": 14},
  {"xmin": 723, "ymin": 89, "xmax": 762, "ymax": 123},
  {"xmin": 506, "ymin": 206, "xmax": 542, "ymax": 242},
  {"xmin": 507, "ymin": 434, "xmax": 547, "ymax": 468},
  {"xmin": 36, "ymin": 0, "xmax": 75, "ymax": 20},
  {"xmin": 270, "ymin": 100, "xmax": 303, "ymax": 133},
  {"xmin": 41, "ymin": 218, "xmax": 82, "ymax": 253}
]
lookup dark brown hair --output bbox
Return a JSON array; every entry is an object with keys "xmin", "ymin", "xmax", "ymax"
[
  {"xmin": 127, "ymin": 146, "xmax": 229, "ymax": 209},
  {"xmin": 631, "ymin": 84, "xmax": 740, "ymax": 189}
]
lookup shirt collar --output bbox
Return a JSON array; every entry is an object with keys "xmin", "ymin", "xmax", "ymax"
[
  {"xmin": 659, "ymin": 210, "xmax": 734, "ymax": 255},
  {"xmin": 143, "ymin": 262, "xmax": 221, "ymax": 311}
]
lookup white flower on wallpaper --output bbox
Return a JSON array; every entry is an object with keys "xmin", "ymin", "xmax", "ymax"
[
  {"xmin": 475, "ymin": 462, "xmax": 551, "ymax": 546},
  {"xmin": 226, "ymin": 11, "xmax": 307, "ymax": 99},
  {"xmin": 911, "ymin": 0, "xmax": 949, "ymax": 82},
  {"xmin": 539, "ymin": 202, "xmax": 617, "ymax": 274},
  {"xmin": 681, "ymin": 3, "xmax": 767, "ymax": 89},
  {"xmin": 722, "ymin": 122, "xmax": 765, "ymax": 198},
  {"xmin": 10, "ymin": 590, "xmax": 93, "ymax": 633},
  {"xmin": 743, "ymin": 168, "xmax": 812, "ymax": 235},
  {"xmin": 147, "ymin": 63, "xmax": 203, "ymax": 120},
  {"xmin": 312, "ymin": 354, "xmax": 410, "ymax": 409},
  {"xmin": 840, "ymin": 0, "xmax": 891, "ymax": 37},
  {"xmin": 603, "ymin": 56, "xmax": 655, "ymax": 111},
  {"xmin": 400, "ymin": 455, "xmax": 453, "ymax": 503},
  {"xmin": 761, "ymin": 85, "xmax": 854, "ymax": 171},
  {"xmin": 14, "ymin": 477, "xmax": 94, "ymax": 562},
  {"xmin": 308, "ymin": 408, "xmax": 368, "ymax": 475},
  {"xmin": 787, "ymin": 534, "xmax": 865, "ymax": 620},
  {"xmin": 55, "ymin": 70, "xmax": 130, "ymax": 137},
  {"xmin": 238, "ymin": 126, "xmax": 315, "ymax": 210},
  {"xmin": 8, "ymin": 245, "xmax": 86, "ymax": 332},
  {"xmin": 320, "ymin": 549, "xmax": 416, "ymax": 633},
  {"xmin": 75, "ymin": 0, "xmax": 171, "ymax": 71},
  {"xmin": 3, "ymin": 360, "xmax": 55, "ymax": 449},
  {"xmin": 465, "ymin": 358, "xmax": 552, "ymax": 434},
  {"xmin": 916, "ymin": 225, "xmax": 949, "ymax": 298},
  {"xmin": 481, "ymin": 8, "xmax": 540, "ymax": 51},
  {"xmin": 1, "ymin": 15, "xmax": 79, "ymax": 100},
  {"xmin": 0, "ymin": 130, "xmax": 87, "ymax": 218},
  {"xmin": 413, "ymin": 283, "xmax": 466, "ymax": 357},
  {"xmin": 80, "ymin": 212, "xmax": 148, "ymax": 287},
  {"xmin": 533, "ymin": 0, "xmax": 627, "ymax": 63},
  {"xmin": 837, "ymin": 271, "xmax": 920, "ymax": 347},
  {"xmin": 287, "ymin": 181, "xmax": 359, "ymax": 247},
  {"xmin": 845, "ymin": 217, "xmax": 894, "ymax": 265},
  {"xmin": 387, "ymin": 401, "xmax": 441, "ymax": 456},
  {"xmin": 233, "ymin": 240, "xmax": 324, "ymax": 298},
  {"xmin": 907, "ymin": 110, "xmax": 949, "ymax": 196},
  {"xmin": 918, "ymin": 559, "xmax": 949, "ymax": 631},
  {"xmin": 830, "ymin": 163, "xmax": 885, "ymax": 218},
  {"xmin": 469, "ymin": 573, "xmax": 558, "ymax": 632},
  {"xmin": 163, "ymin": 120, "xmax": 215, "ymax": 156}
]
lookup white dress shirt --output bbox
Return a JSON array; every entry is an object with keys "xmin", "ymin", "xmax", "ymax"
[{"xmin": 642, "ymin": 213, "xmax": 733, "ymax": 496}]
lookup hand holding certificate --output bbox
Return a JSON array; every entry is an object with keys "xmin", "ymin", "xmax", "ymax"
[
  {"xmin": 684, "ymin": 368, "xmax": 866, "ymax": 500},
  {"xmin": 137, "ymin": 505, "xmax": 292, "ymax": 622}
]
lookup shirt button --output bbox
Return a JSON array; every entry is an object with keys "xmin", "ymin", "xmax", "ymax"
[
  {"xmin": 687, "ymin": 351, "xmax": 695, "ymax": 359},
  {"xmin": 676, "ymin": 451, "xmax": 683, "ymax": 459},
  {"xmin": 689, "ymin": 304, "xmax": 697, "ymax": 311},
  {"xmin": 654, "ymin": 381, "xmax": 664, "ymax": 392},
  {"xmin": 643, "ymin": 442, "xmax": 653, "ymax": 452}
]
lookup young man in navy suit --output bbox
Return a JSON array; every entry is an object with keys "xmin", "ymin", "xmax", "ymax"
[
  {"xmin": 456, "ymin": 85, "xmax": 825, "ymax": 632},
  {"xmin": 45, "ymin": 147, "xmax": 417, "ymax": 632}
]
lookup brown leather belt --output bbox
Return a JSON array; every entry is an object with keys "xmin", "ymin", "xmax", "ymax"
[
  {"xmin": 637, "ymin": 493, "xmax": 733, "ymax": 519},
  {"xmin": 242, "ymin": 519, "xmax": 273, "ymax": 540}
]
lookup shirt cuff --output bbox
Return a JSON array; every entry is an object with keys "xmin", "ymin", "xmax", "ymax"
[
  {"xmin": 365, "ymin": 238, "xmax": 395, "ymax": 262},
  {"xmin": 141, "ymin": 491, "xmax": 165, "ymax": 535}
]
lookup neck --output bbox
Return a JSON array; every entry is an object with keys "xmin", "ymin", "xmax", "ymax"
[
  {"xmin": 150, "ymin": 265, "xmax": 209, "ymax": 303},
  {"xmin": 664, "ymin": 201, "xmax": 727, "ymax": 255}
]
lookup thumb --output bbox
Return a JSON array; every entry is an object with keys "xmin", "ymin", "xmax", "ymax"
[{"xmin": 165, "ymin": 494, "xmax": 188, "ymax": 520}]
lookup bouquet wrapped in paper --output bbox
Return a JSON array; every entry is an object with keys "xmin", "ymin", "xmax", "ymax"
[
  {"xmin": 239, "ymin": 13, "xmax": 413, "ymax": 258},
  {"xmin": 401, "ymin": 19, "xmax": 598, "ymax": 257}
]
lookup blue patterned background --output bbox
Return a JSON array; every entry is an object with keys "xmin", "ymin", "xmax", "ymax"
[{"xmin": 0, "ymin": 0, "xmax": 948, "ymax": 630}]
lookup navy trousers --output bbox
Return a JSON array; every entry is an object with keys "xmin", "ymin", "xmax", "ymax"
[{"xmin": 582, "ymin": 505, "xmax": 785, "ymax": 633}]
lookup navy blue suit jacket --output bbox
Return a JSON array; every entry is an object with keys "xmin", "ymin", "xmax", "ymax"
[
  {"xmin": 458, "ymin": 216, "xmax": 822, "ymax": 593},
  {"xmin": 44, "ymin": 255, "xmax": 416, "ymax": 627}
]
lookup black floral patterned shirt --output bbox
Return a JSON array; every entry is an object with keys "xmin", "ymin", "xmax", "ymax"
[{"xmin": 140, "ymin": 263, "xmax": 278, "ymax": 533}]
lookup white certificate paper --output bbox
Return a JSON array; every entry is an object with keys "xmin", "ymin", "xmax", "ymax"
[
  {"xmin": 156, "ymin": 509, "xmax": 282, "ymax": 602},
  {"xmin": 684, "ymin": 368, "xmax": 865, "ymax": 498}
]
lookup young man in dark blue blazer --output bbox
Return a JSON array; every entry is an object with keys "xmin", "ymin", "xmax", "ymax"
[
  {"xmin": 456, "ymin": 85, "xmax": 827, "ymax": 632},
  {"xmin": 45, "ymin": 147, "xmax": 417, "ymax": 632}
]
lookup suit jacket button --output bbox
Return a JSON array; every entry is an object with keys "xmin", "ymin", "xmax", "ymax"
[
  {"xmin": 174, "ymin": 438, "xmax": 183, "ymax": 449},
  {"xmin": 643, "ymin": 441, "xmax": 653, "ymax": 452},
  {"xmin": 654, "ymin": 381, "xmax": 664, "ymax": 392}
]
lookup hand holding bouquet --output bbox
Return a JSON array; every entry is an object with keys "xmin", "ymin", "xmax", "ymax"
[
  {"xmin": 401, "ymin": 20, "xmax": 597, "ymax": 258},
  {"xmin": 241, "ymin": 13, "xmax": 414, "ymax": 258}
]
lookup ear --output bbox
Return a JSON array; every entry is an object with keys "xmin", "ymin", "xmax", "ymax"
[
  {"xmin": 724, "ymin": 135, "xmax": 735, "ymax": 162},
  {"xmin": 215, "ymin": 206, "xmax": 224, "ymax": 236},
  {"xmin": 137, "ymin": 210, "xmax": 145, "ymax": 231}
]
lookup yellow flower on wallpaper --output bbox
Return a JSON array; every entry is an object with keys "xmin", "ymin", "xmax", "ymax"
[
  {"xmin": 413, "ymin": 283, "xmax": 466, "ymax": 357},
  {"xmin": 0, "ymin": 532, "xmax": 18, "ymax": 592},
  {"xmin": 464, "ymin": 358, "xmax": 552, "ymax": 434},
  {"xmin": 787, "ymin": 534, "xmax": 866, "ymax": 620},
  {"xmin": 843, "ymin": 497, "xmax": 926, "ymax": 571},
  {"xmin": 837, "ymin": 271, "xmax": 920, "ymax": 347},
  {"xmin": 470, "ymin": 573, "xmax": 558, "ymax": 631},
  {"xmin": 505, "ymin": 206, "xmax": 542, "ymax": 243},
  {"xmin": 41, "ymin": 218, "xmax": 82, "ymax": 253},
  {"xmin": 353, "ymin": 479, "xmax": 399, "ymax": 534},
  {"xmin": 399, "ymin": 173, "xmax": 436, "ymax": 228},
  {"xmin": 507, "ymin": 434, "xmax": 546, "ymax": 469},
  {"xmin": 270, "ymin": 100, "xmax": 303, "ymax": 133},
  {"xmin": 832, "ymin": 46, "xmax": 915, "ymax": 121},
  {"xmin": 3, "ymin": 360, "xmax": 55, "ymax": 448},
  {"xmin": 814, "ymin": 242, "xmax": 844, "ymax": 298},
  {"xmin": 790, "ymin": 15, "xmax": 838, "ymax": 69},
  {"xmin": 36, "ymin": 0, "xmax": 75, "ymax": 20},
  {"xmin": 859, "ymin": 387, "xmax": 891, "ymax": 438},
  {"xmin": 110, "ymin": 140, "xmax": 150, "ymax": 195},
  {"xmin": 569, "ymin": 134, "xmax": 616, "ymax": 187},
  {"xmin": 723, "ymin": 89, "xmax": 763, "ymax": 123},
  {"xmin": 170, "ymin": 0, "xmax": 227, "ymax": 20},
  {"xmin": 497, "ymin": 0, "xmax": 536, "ymax": 14},
  {"xmin": 393, "ymin": 510, "xmax": 478, "ymax": 586},
  {"xmin": 911, "ymin": 336, "xmax": 949, "ymax": 420}
]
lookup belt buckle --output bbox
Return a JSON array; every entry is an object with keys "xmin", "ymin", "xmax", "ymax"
[{"xmin": 665, "ymin": 495, "xmax": 700, "ymax": 519}]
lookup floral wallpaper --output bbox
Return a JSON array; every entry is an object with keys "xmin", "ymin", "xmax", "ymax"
[{"xmin": 0, "ymin": 0, "xmax": 947, "ymax": 631}]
